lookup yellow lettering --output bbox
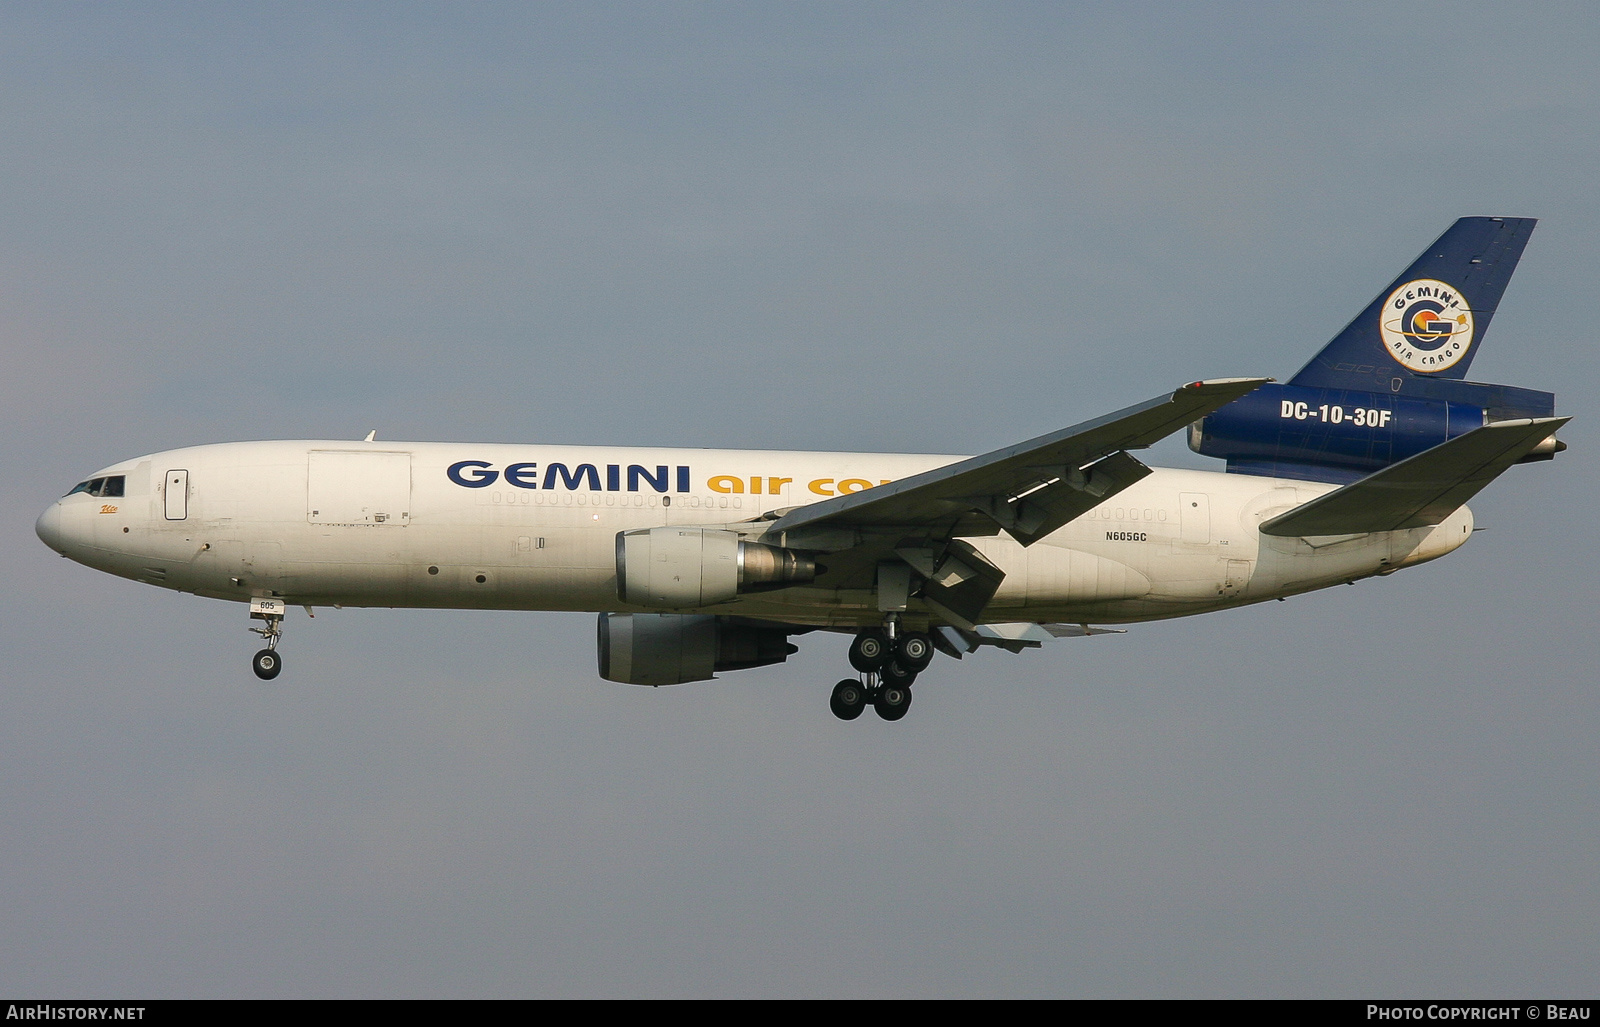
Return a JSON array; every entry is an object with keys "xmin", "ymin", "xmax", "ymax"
[
  {"xmin": 767, "ymin": 477, "xmax": 792, "ymax": 495},
  {"xmin": 838, "ymin": 478, "xmax": 872, "ymax": 494},
  {"xmin": 100, "ymin": 505, "xmax": 118, "ymax": 514},
  {"xmin": 707, "ymin": 475, "xmax": 744, "ymax": 494},
  {"xmin": 808, "ymin": 479, "xmax": 835, "ymax": 496},
  {"xmin": 749, "ymin": 476, "xmax": 761, "ymax": 495}
]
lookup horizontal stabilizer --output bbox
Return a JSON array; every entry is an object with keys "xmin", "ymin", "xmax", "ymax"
[{"xmin": 1260, "ymin": 417, "xmax": 1569, "ymax": 537}]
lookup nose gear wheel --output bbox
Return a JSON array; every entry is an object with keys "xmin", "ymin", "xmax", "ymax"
[{"xmin": 252, "ymin": 648, "xmax": 282, "ymax": 680}]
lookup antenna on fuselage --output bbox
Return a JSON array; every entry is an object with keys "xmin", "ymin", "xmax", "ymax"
[{"xmin": 363, "ymin": 430, "xmax": 376, "ymax": 442}]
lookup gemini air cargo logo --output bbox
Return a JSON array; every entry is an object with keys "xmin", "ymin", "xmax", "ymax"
[{"xmin": 1379, "ymin": 278, "xmax": 1475, "ymax": 373}]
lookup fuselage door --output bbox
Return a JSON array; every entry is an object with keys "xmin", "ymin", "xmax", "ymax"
[
  {"xmin": 1221, "ymin": 558, "xmax": 1251, "ymax": 597},
  {"xmin": 308, "ymin": 450, "xmax": 412, "ymax": 525},
  {"xmin": 164, "ymin": 469, "xmax": 189, "ymax": 520},
  {"xmin": 1179, "ymin": 492, "xmax": 1210, "ymax": 544}
]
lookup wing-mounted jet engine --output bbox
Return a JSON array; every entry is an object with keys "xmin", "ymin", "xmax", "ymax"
[
  {"xmin": 615, "ymin": 526, "xmax": 819, "ymax": 608},
  {"xmin": 597, "ymin": 612, "xmax": 799, "ymax": 686}
]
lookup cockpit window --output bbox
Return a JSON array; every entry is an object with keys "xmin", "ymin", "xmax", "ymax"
[{"xmin": 64, "ymin": 475, "xmax": 125, "ymax": 498}]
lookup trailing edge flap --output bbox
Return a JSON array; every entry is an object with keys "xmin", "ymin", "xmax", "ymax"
[
  {"xmin": 769, "ymin": 378, "xmax": 1270, "ymax": 547},
  {"xmin": 937, "ymin": 622, "xmax": 1127, "ymax": 656},
  {"xmin": 1260, "ymin": 417, "xmax": 1569, "ymax": 537},
  {"xmin": 904, "ymin": 538, "xmax": 1006, "ymax": 629}
]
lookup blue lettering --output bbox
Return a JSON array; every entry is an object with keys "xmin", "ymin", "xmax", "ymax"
[
  {"xmin": 504, "ymin": 462, "xmax": 538, "ymax": 489},
  {"xmin": 448, "ymin": 459, "xmax": 693, "ymax": 493},
  {"xmin": 544, "ymin": 463, "xmax": 602, "ymax": 491},
  {"xmin": 447, "ymin": 460, "xmax": 498, "ymax": 488},
  {"xmin": 629, "ymin": 464, "xmax": 669, "ymax": 493}
]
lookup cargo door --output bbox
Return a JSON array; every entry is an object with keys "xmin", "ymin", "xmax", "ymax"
[{"xmin": 308, "ymin": 451, "xmax": 412, "ymax": 525}]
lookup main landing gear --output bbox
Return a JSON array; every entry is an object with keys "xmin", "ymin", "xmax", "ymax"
[
  {"xmin": 248, "ymin": 597, "xmax": 286, "ymax": 680},
  {"xmin": 832, "ymin": 619, "xmax": 935, "ymax": 722}
]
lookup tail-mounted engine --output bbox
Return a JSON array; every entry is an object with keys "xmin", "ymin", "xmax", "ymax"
[
  {"xmin": 615, "ymin": 526, "xmax": 818, "ymax": 608},
  {"xmin": 1189, "ymin": 382, "xmax": 1559, "ymax": 483}
]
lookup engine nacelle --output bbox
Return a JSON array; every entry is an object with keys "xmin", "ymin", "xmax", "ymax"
[
  {"xmin": 596, "ymin": 612, "xmax": 798, "ymax": 685},
  {"xmin": 1188, "ymin": 382, "xmax": 1486, "ymax": 482},
  {"xmin": 615, "ymin": 526, "xmax": 817, "ymax": 608}
]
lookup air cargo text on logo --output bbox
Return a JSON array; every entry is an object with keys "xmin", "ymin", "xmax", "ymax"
[{"xmin": 1379, "ymin": 278, "xmax": 1475, "ymax": 373}]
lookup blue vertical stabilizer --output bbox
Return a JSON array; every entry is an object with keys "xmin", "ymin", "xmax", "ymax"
[{"xmin": 1289, "ymin": 217, "xmax": 1536, "ymax": 395}]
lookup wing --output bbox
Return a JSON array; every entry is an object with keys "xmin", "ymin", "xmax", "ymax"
[
  {"xmin": 1261, "ymin": 416, "xmax": 1569, "ymax": 537},
  {"xmin": 757, "ymin": 377, "xmax": 1269, "ymax": 628},
  {"xmin": 768, "ymin": 378, "xmax": 1269, "ymax": 547}
]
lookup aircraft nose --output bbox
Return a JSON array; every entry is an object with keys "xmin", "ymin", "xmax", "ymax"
[{"xmin": 35, "ymin": 502, "xmax": 64, "ymax": 553}]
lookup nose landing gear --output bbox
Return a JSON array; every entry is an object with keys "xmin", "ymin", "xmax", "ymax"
[
  {"xmin": 248, "ymin": 597, "xmax": 286, "ymax": 680},
  {"xmin": 252, "ymin": 648, "xmax": 282, "ymax": 680}
]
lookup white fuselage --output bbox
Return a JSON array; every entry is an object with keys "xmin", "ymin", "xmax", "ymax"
[{"xmin": 35, "ymin": 440, "xmax": 1473, "ymax": 629}]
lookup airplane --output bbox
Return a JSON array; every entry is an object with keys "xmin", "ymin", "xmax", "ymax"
[{"xmin": 35, "ymin": 217, "xmax": 1567, "ymax": 721}]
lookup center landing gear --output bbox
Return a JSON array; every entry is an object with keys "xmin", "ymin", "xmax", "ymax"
[
  {"xmin": 248, "ymin": 597, "xmax": 287, "ymax": 680},
  {"xmin": 831, "ymin": 623, "xmax": 934, "ymax": 721}
]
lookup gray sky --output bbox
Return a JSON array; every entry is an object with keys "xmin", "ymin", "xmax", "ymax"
[{"xmin": 3, "ymin": 3, "xmax": 1596, "ymax": 997}]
